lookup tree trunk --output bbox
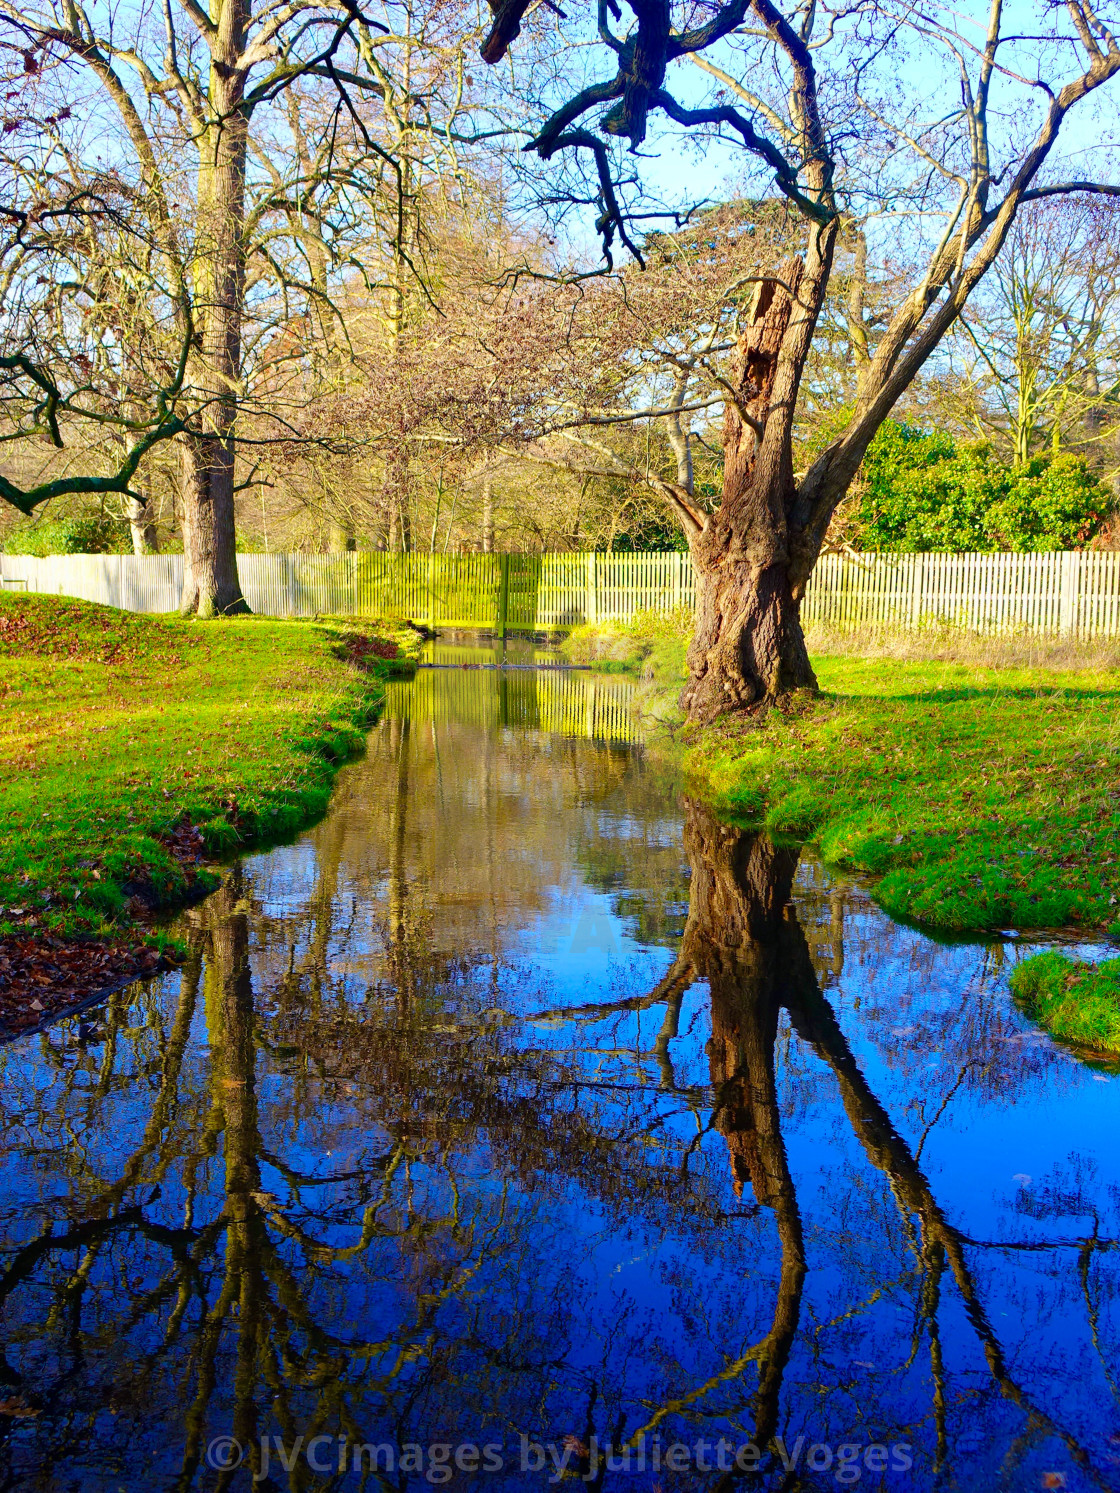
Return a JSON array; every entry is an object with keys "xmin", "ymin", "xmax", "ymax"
[
  {"xmin": 481, "ymin": 476, "xmax": 494, "ymax": 553},
  {"xmin": 684, "ymin": 551, "xmax": 817, "ymax": 722},
  {"xmin": 681, "ymin": 261, "xmax": 820, "ymax": 722},
  {"xmin": 126, "ymin": 495, "xmax": 159, "ymax": 555},
  {"xmin": 328, "ymin": 520, "xmax": 355, "ymax": 554},
  {"xmin": 384, "ymin": 449, "xmax": 412, "ymax": 553},
  {"xmin": 178, "ymin": 434, "xmax": 247, "ymax": 617},
  {"xmin": 178, "ymin": 28, "xmax": 250, "ymax": 617}
]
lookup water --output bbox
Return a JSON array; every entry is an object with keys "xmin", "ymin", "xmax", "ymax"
[{"xmin": 1, "ymin": 643, "xmax": 1118, "ymax": 1491}]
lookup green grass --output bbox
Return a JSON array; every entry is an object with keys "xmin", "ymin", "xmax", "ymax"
[
  {"xmin": 0, "ymin": 594, "xmax": 418, "ymax": 943},
  {"xmin": 698, "ymin": 657, "xmax": 1120, "ymax": 933},
  {"xmin": 563, "ymin": 608, "xmax": 693, "ymax": 680},
  {"xmin": 574, "ymin": 614, "xmax": 1120, "ymax": 935},
  {"xmin": 1010, "ymin": 952, "xmax": 1120, "ymax": 1056}
]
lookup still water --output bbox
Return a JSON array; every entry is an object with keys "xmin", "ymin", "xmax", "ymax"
[{"xmin": 1, "ymin": 643, "xmax": 1118, "ymax": 1491}]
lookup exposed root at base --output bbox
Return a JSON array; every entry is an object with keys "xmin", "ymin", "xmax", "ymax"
[{"xmin": 679, "ymin": 682, "xmax": 821, "ymax": 736}]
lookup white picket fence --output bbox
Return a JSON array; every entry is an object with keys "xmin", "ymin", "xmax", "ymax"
[
  {"xmin": 2, "ymin": 548, "xmax": 1120, "ymax": 637},
  {"xmin": 801, "ymin": 550, "xmax": 1120, "ymax": 638}
]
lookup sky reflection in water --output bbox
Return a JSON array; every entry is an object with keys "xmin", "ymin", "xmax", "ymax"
[{"xmin": 0, "ymin": 640, "xmax": 1118, "ymax": 1492}]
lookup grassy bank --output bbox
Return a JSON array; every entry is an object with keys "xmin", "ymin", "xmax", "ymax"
[
  {"xmin": 564, "ymin": 614, "xmax": 1120, "ymax": 936},
  {"xmin": 1010, "ymin": 952, "xmax": 1120, "ymax": 1060},
  {"xmin": 0, "ymin": 594, "xmax": 418, "ymax": 951}
]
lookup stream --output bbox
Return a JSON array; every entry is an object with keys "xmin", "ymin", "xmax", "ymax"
[{"xmin": 0, "ymin": 641, "xmax": 1118, "ymax": 1491}]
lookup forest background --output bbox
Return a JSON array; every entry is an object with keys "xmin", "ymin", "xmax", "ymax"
[{"xmin": 2, "ymin": 0, "xmax": 1119, "ymax": 566}]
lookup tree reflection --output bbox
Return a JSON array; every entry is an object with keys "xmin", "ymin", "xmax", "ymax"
[
  {"xmin": 669, "ymin": 802, "xmax": 1110, "ymax": 1487},
  {"xmin": 0, "ymin": 721, "xmax": 1116, "ymax": 1491},
  {"xmin": 678, "ymin": 816, "xmax": 806, "ymax": 1456}
]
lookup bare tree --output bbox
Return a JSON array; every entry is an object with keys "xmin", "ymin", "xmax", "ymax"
[
  {"xmin": 946, "ymin": 198, "xmax": 1120, "ymax": 469},
  {"xmin": 4, "ymin": 0, "xmax": 481, "ymax": 613},
  {"xmin": 479, "ymin": 0, "xmax": 1120, "ymax": 719},
  {"xmin": 0, "ymin": 78, "xmax": 196, "ymax": 520}
]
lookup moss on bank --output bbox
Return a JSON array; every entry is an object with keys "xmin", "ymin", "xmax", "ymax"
[
  {"xmin": 569, "ymin": 612, "xmax": 1120, "ymax": 936},
  {"xmin": 1010, "ymin": 952, "xmax": 1120, "ymax": 1057},
  {"xmin": 0, "ymin": 595, "xmax": 418, "ymax": 945}
]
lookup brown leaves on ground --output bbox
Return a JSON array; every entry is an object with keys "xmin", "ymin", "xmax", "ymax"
[
  {"xmin": 158, "ymin": 813, "xmax": 207, "ymax": 863},
  {"xmin": 342, "ymin": 633, "xmax": 400, "ymax": 669},
  {"xmin": 0, "ymin": 933, "xmax": 172, "ymax": 1038},
  {"xmin": 0, "ymin": 594, "xmax": 189, "ymax": 668}
]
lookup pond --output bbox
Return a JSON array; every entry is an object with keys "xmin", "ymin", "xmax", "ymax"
[{"xmin": 1, "ymin": 641, "xmax": 1118, "ymax": 1491}]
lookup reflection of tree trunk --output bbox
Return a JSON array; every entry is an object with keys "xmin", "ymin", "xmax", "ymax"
[
  {"xmin": 387, "ymin": 718, "xmax": 413, "ymax": 1013},
  {"xmin": 202, "ymin": 871, "xmax": 266, "ymax": 1478},
  {"xmin": 680, "ymin": 804, "xmax": 806, "ymax": 1452},
  {"xmin": 305, "ymin": 792, "xmax": 349, "ymax": 1009},
  {"xmin": 829, "ymin": 890, "xmax": 844, "ymax": 977},
  {"xmin": 677, "ymin": 830, "xmax": 1099, "ymax": 1482}
]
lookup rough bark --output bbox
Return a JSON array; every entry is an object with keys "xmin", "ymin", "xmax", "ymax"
[
  {"xmin": 681, "ymin": 260, "xmax": 821, "ymax": 722},
  {"xmin": 126, "ymin": 495, "xmax": 159, "ymax": 555},
  {"xmin": 178, "ymin": 9, "xmax": 251, "ymax": 617},
  {"xmin": 178, "ymin": 434, "xmax": 247, "ymax": 617}
]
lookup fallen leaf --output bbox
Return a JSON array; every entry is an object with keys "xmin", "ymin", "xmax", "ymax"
[{"xmin": 0, "ymin": 1396, "xmax": 40, "ymax": 1418}]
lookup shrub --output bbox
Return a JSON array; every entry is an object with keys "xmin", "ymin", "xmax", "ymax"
[
  {"xmin": 844, "ymin": 422, "xmax": 1113, "ymax": 552},
  {"xmin": 3, "ymin": 511, "xmax": 130, "ymax": 556}
]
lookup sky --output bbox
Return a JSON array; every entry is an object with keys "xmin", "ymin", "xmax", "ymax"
[{"xmin": 511, "ymin": 0, "xmax": 1120, "ymax": 268}]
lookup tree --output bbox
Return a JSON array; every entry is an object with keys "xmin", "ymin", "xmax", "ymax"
[
  {"xmin": 0, "ymin": 77, "xmax": 196, "ymax": 523},
  {"xmin": 479, "ymin": 0, "xmax": 1120, "ymax": 720},
  {"xmin": 291, "ymin": 199, "xmax": 790, "ymax": 552},
  {"xmin": 948, "ymin": 198, "xmax": 1120, "ymax": 471},
  {"xmin": 5, "ymin": 0, "xmax": 478, "ymax": 613}
]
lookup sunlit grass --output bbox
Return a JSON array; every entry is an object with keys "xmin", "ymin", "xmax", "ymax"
[
  {"xmin": 571, "ymin": 612, "xmax": 1120, "ymax": 934},
  {"xmin": 1010, "ymin": 952, "xmax": 1120, "ymax": 1054},
  {"xmin": 0, "ymin": 594, "xmax": 415, "ymax": 941},
  {"xmin": 699, "ymin": 655, "xmax": 1120, "ymax": 933}
]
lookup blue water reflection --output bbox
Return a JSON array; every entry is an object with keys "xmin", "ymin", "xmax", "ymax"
[{"xmin": 0, "ymin": 650, "xmax": 1117, "ymax": 1491}]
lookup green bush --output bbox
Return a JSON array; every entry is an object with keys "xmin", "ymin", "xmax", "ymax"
[
  {"xmin": 3, "ymin": 511, "xmax": 131, "ymax": 556},
  {"xmin": 847, "ymin": 422, "xmax": 1112, "ymax": 552}
]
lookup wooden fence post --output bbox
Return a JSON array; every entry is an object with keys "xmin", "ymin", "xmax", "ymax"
[
  {"xmin": 586, "ymin": 551, "xmax": 597, "ymax": 625},
  {"xmin": 910, "ymin": 553, "xmax": 924, "ymax": 628},
  {"xmin": 496, "ymin": 553, "xmax": 510, "ymax": 639},
  {"xmin": 1059, "ymin": 550, "xmax": 1079, "ymax": 637}
]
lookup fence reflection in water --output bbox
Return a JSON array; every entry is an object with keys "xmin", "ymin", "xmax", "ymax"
[{"xmin": 387, "ymin": 644, "xmax": 643, "ymax": 745}]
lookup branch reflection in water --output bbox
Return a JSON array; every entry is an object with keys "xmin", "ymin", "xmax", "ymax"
[{"xmin": 0, "ymin": 642, "xmax": 1117, "ymax": 1490}]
